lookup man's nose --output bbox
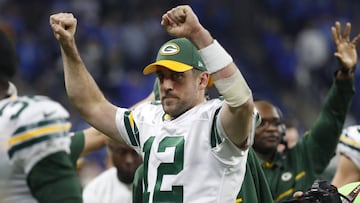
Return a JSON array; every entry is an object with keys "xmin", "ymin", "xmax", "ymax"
[
  {"xmin": 265, "ymin": 121, "xmax": 280, "ymax": 132},
  {"xmin": 162, "ymin": 77, "xmax": 174, "ymax": 90}
]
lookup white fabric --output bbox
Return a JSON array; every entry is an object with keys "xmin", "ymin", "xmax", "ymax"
[
  {"xmin": 83, "ymin": 167, "xmax": 132, "ymax": 203},
  {"xmin": 213, "ymin": 69, "xmax": 252, "ymax": 107},
  {"xmin": 0, "ymin": 95, "xmax": 71, "ymax": 203},
  {"xmin": 115, "ymin": 99, "xmax": 249, "ymax": 203},
  {"xmin": 198, "ymin": 40, "xmax": 233, "ymax": 74},
  {"xmin": 337, "ymin": 125, "xmax": 360, "ymax": 169},
  {"xmin": 7, "ymin": 82, "xmax": 17, "ymax": 98}
]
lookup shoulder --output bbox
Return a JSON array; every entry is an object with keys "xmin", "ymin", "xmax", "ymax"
[
  {"xmin": 0, "ymin": 95, "xmax": 70, "ymax": 134},
  {"xmin": 1, "ymin": 95, "xmax": 69, "ymax": 121},
  {"xmin": 3, "ymin": 95, "xmax": 72, "ymax": 160},
  {"xmin": 123, "ymin": 101, "xmax": 164, "ymax": 120},
  {"xmin": 340, "ymin": 125, "xmax": 360, "ymax": 142},
  {"xmin": 189, "ymin": 98, "xmax": 223, "ymax": 116},
  {"xmin": 192, "ymin": 99, "xmax": 223, "ymax": 118},
  {"xmin": 338, "ymin": 125, "xmax": 360, "ymax": 151}
]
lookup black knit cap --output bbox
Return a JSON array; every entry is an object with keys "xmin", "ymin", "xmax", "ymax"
[{"xmin": 0, "ymin": 29, "xmax": 17, "ymax": 83}]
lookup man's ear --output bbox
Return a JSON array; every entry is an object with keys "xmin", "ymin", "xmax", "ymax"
[{"xmin": 199, "ymin": 72, "xmax": 210, "ymax": 89}]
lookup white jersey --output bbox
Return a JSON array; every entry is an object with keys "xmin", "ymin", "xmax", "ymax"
[
  {"xmin": 337, "ymin": 125, "xmax": 360, "ymax": 169},
  {"xmin": 0, "ymin": 95, "xmax": 72, "ymax": 203},
  {"xmin": 115, "ymin": 99, "xmax": 250, "ymax": 203},
  {"xmin": 83, "ymin": 167, "xmax": 132, "ymax": 203}
]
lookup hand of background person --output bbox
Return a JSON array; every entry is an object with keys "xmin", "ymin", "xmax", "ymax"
[
  {"xmin": 332, "ymin": 21, "xmax": 360, "ymax": 70},
  {"xmin": 49, "ymin": 13, "xmax": 77, "ymax": 49},
  {"xmin": 161, "ymin": 5, "xmax": 203, "ymax": 39}
]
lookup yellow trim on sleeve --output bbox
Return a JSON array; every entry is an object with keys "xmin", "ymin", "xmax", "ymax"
[
  {"xmin": 8, "ymin": 123, "xmax": 71, "ymax": 146},
  {"xmin": 128, "ymin": 111, "xmax": 135, "ymax": 129},
  {"xmin": 339, "ymin": 134, "xmax": 360, "ymax": 148},
  {"xmin": 275, "ymin": 188, "xmax": 294, "ymax": 203},
  {"xmin": 295, "ymin": 171, "xmax": 305, "ymax": 180},
  {"xmin": 235, "ymin": 198, "xmax": 243, "ymax": 203}
]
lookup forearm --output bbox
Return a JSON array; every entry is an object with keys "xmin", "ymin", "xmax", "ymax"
[
  {"xmin": 213, "ymin": 64, "xmax": 253, "ymax": 147},
  {"xmin": 60, "ymin": 41, "xmax": 106, "ymax": 117},
  {"xmin": 309, "ymin": 18, "xmax": 358, "ymax": 155},
  {"xmin": 194, "ymin": 29, "xmax": 253, "ymax": 147},
  {"xmin": 163, "ymin": 5, "xmax": 254, "ymax": 146},
  {"xmin": 80, "ymin": 127, "xmax": 109, "ymax": 157},
  {"xmin": 304, "ymin": 77, "xmax": 355, "ymax": 172},
  {"xmin": 312, "ymin": 77, "xmax": 355, "ymax": 141}
]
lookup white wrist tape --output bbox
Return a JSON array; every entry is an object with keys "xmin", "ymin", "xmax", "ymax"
[
  {"xmin": 215, "ymin": 69, "xmax": 252, "ymax": 107},
  {"xmin": 198, "ymin": 40, "xmax": 233, "ymax": 74}
]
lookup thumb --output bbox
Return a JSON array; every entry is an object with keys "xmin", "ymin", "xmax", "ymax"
[
  {"xmin": 334, "ymin": 52, "xmax": 342, "ymax": 59},
  {"xmin": 293, "ymin": 191, "xmax": 304, "ymax": 199}
]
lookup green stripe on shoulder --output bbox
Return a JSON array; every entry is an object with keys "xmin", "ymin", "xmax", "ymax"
[
  {"xmin": 210, "ymin": 107, "xmax": 222, "ymax": 148},
  {"xmin": 14, "ymin": 118, "xmax": 70, "ymax": 136},
  {"xmin": 124, "ymin": 111, "xmax": 139, "ymax": 147}
]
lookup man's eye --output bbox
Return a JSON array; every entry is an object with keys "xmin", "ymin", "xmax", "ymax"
[
  {"xmin": 171, "ymin": 73, "xmax": 183, "ymax": 81},
  {"xmin": 258, "ymin": 120, "xmax": 267, "ymax": 127},
  {"xmin": 257, "ymin": 119, "xmax": 282, "ymax": 128},
  {"xmin": 157, "ymin": 74, "xmax": 164, "ymax": 82}
]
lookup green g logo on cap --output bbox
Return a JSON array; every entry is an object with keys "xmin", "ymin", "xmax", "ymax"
[
  {"xmin": 160, "ymin": 43, "xmax": 180, "ymax": 55},
  {"xmin": 143, "ymin": 38, "xmax": 207, "ymax": 75}
]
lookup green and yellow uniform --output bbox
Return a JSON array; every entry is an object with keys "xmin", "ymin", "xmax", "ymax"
[
  {"xmin": 134, "ymin": 149, "xmax": 274, "ymax": 203},
  {"xmin": 0, "ymin": 95, "xmax": 86, "ymax": 203},
  {"xmin": 236, "ymin": 148, "xmax": 273, "ymax": 203},
  {"xmin": 261, "ymin": 77, "xmax": 355, "ymax": 202}
]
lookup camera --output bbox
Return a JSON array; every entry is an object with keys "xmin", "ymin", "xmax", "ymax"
[{"xmin": 284, "ymin": 180, "xmax": 342, "ymax": 203}]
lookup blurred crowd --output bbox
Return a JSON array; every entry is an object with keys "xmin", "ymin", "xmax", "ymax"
[{"xmin": 1, "ymin": 0, "xmax": 360, "ymax": 182}]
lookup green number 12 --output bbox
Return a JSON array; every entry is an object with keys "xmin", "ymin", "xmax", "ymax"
[{"xmin": 143, "ymin": 136, "xmax": 184, "ymax": 203}]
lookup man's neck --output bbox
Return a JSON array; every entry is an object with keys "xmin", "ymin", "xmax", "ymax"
[{"xmin": 255, "ymin": 150, "xmax": 275, "ymax": 163}]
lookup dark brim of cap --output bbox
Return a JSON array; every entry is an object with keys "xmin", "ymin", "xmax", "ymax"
[{"xmin": 143, "ymin": 60, "xmax": 193, "ymax": 75}]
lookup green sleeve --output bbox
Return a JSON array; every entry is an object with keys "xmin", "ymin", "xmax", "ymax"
[
  {"xmin": 237, "ymin": 149, "xmax": 273, "ymax": 203},
  {"xmin": 133, "ymin": 164, "xmax": 144, "ymax": 203},
  {"xmin": 70, "ymin": 131, "xmax": 85, "ymax": 166},
  {"xmin": 27, "ymin": 151, "xmax": 82, "ymax": 203},
  {"xmin": 299, "ymin": 77, "xmax": 355, "ymax": 174}
]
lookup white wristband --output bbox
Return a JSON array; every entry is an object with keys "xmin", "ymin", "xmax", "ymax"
[{"xmin": 198, "ymin": 40, "xmax": 233, "ymax": 74}]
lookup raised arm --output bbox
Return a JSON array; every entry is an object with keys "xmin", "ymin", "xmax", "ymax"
[
  {"xmin": 302, "ymin": 21, "xmax": 359, "ymax": 174},
  {"xmin": 50, "ymin": 13, "xmax": 120, "ymax": 142},
  {"xmin": 79, "ymin": 127, "xmax": 109, "ymax": 157},
  {"xmin": 161, "ymin": 6, "xmax": 254, "ymax": 148},
  {"xmin": 310, "ymin": 21, "xmax": 359, "ymax": 143}
]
